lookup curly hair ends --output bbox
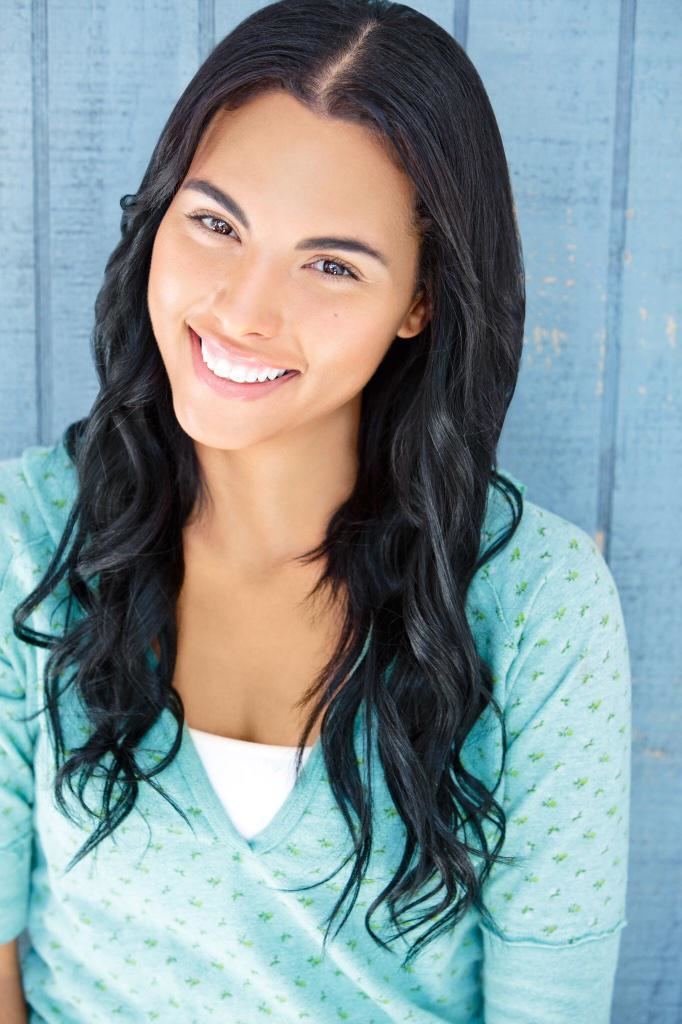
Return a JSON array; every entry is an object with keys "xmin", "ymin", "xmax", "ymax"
[{"xmin": 13, "ymin": 0, "xmax": 526, "ymax": 969}]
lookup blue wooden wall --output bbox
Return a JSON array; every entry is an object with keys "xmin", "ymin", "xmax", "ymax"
[{"xmin": 1, "ymin": 1, "xmax": 680, "ymax": 1019}]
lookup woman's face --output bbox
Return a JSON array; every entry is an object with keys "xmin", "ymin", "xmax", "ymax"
[{"xmin": 147, "ymin": 89, "xmax": 430, "ymax": 451}]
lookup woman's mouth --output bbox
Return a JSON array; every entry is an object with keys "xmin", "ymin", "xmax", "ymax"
[{"xmin": 188, "ymin": 326, "xmax": 301, "ymax": 401}]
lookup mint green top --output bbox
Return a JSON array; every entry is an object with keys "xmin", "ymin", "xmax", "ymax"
[{"xmin": 0, "ymin": 439, "xmax": 631, "ymax": 1023}]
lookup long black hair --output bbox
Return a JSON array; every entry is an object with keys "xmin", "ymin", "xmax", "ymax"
[{"xmin": 13, "ymin": 0, "xmax": 526, "ymax": 968}]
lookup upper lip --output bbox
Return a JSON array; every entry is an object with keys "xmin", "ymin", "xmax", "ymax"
[{"xmin": 190, "ymin": 325, "xmax": 298, "ymax": 372}]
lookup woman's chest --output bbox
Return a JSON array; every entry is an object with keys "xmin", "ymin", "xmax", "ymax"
[{"xmin": 156, "ymin": 559, "xmax": 346, "ymax": 746}]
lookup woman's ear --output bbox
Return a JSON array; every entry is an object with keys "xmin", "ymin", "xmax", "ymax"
[{"xmin": 396, "ymin": 288, "xmax": 431, "ymax": 339}]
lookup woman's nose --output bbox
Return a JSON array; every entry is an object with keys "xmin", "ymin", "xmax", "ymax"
[{"xmin": 209, "ymin": 253, "xmax": 286, "ymax": 337}]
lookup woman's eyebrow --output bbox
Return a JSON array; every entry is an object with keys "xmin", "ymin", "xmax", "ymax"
[{"xmin": 180, "ymin": 177, "xmax": 391, "ymax": 269}]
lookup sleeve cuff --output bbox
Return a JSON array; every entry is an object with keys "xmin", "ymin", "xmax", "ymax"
[{"xmin": 481, "ymin": 922, "xmax": 627, "ymax": 1024}]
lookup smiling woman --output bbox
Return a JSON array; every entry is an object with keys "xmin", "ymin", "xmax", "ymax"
[{"xmin": 1, "ymin": 0, "xmax": 630, "ymax": 1021}]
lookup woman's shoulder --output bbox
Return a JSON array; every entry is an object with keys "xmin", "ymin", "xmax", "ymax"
[
  {"xmin": 0, "ymin": 437, "xmax": 77, "ymax": 571},
  {"xmin": 471, "ymin": 469, "xmax": 627, "ymax": 674},
  {"xmin": 482, "ymin": 469, "xmax": 613, "ymax": 600},
  {"xmin": 466, "ymin": 471, "xmax": 631, "ymax": 817}
]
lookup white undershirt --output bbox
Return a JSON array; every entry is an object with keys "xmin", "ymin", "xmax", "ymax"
[{"xmin": 188, "ymin": 726, "xmax": 314, "ymax": 839}]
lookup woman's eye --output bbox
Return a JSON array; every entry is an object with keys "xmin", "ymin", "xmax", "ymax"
[
  {"xmin": 307, "ymin": 257, "xmax": 359, "ymax": 281},
  {"xmin": 185, "ymin": 211, "xmax": 360, "ymax": 282},
  {"xmin": 186, "ymin": 212, "xmax": 236, "ymax": 238}
]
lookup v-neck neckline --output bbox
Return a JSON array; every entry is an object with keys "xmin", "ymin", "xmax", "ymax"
[
  {"xmin": 164, "ymin": 708, "xmax": 327, "ymax": 855},
  {"xmin": 152, "ymin": 624, "xmax": 374, "ymax": 856}
]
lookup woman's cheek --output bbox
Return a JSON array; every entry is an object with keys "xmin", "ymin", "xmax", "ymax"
[
  {"xmin": 169, "ymin": 239, "xmax": 214, "ymax": 286},
  {"xmin": 154, "ymin": 218, "xmax": 208, "ymax": 283}
]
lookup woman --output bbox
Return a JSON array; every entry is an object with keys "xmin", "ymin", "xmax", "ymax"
[{"xmin": 0, "ymin": 0, "xmax": 631, "ymax": 1020}]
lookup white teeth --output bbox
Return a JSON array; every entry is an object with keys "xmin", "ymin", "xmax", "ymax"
[{"xmin": 200, "ymin": 337, "xmax": 289, "ymax": 383}]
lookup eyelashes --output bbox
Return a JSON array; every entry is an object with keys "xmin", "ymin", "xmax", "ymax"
[{"xmin": 184, "ymin": 211, "xmax": 360, "ymax": 282}]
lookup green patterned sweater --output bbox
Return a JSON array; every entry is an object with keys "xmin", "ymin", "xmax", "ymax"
[{"xmin": 0, "ymin": 438, "xmax": 631, "ymax": 1023}]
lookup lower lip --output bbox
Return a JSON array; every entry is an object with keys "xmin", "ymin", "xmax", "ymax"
[{"xmin": 189, "ymin": 327, "xmax": 301, "ymax": 400}]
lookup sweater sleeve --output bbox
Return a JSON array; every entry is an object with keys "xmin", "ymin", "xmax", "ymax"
[
  {"xmin": 481, "ymin": 529, "xmax": 632, "ymax": 1023},
  {"xmin": 0, "ymin": 464, "xmax": 42, "ymax": 944}
]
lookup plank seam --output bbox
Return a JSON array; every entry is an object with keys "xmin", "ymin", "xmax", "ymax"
[
  {"xmin": 598, "ymin": 0, "xmax": 638, "ymax": 562},
  {"xmin": 453, "ymin": 0, "xmax": 470, "ymax": 51},
  {"xmin": 31, "ymin": 0, "xmax": 52, "ymax": 446},
  {"xmin": 198, "ymin": 0, "xmax": 216, "ymax": 64}
]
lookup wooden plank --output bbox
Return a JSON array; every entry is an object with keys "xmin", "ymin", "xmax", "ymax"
[
  {"xmin": 45, "ymin": 0, "xmax": 201, "ymax": 447},
  {"xmin": 0, "ymin": 1, "xmax": 38, "ymax": 456},
  {"xmin": 609, "ymin": 1, "xmax": 682, "ymax": 1020},
  {"xmin": 467, "ymin": 0, "xmax": 622, "ymax": 534}
]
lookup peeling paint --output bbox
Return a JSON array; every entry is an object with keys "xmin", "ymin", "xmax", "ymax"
[
  {"xmin": 665, "ymin": 314, "xmax": 677, "ymax": 348},
  {"xmin": 550, "ymin": 328, "xmax": 566, "ymax": 355},
  {"xmin": 532, "ymin": 325, "xmax": 549, "ymax": 352}
]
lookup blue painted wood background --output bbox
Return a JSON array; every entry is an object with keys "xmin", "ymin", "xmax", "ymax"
[{"xmin": 1, "ymin": 1, "xmax": 680, "ymax": 1019}]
